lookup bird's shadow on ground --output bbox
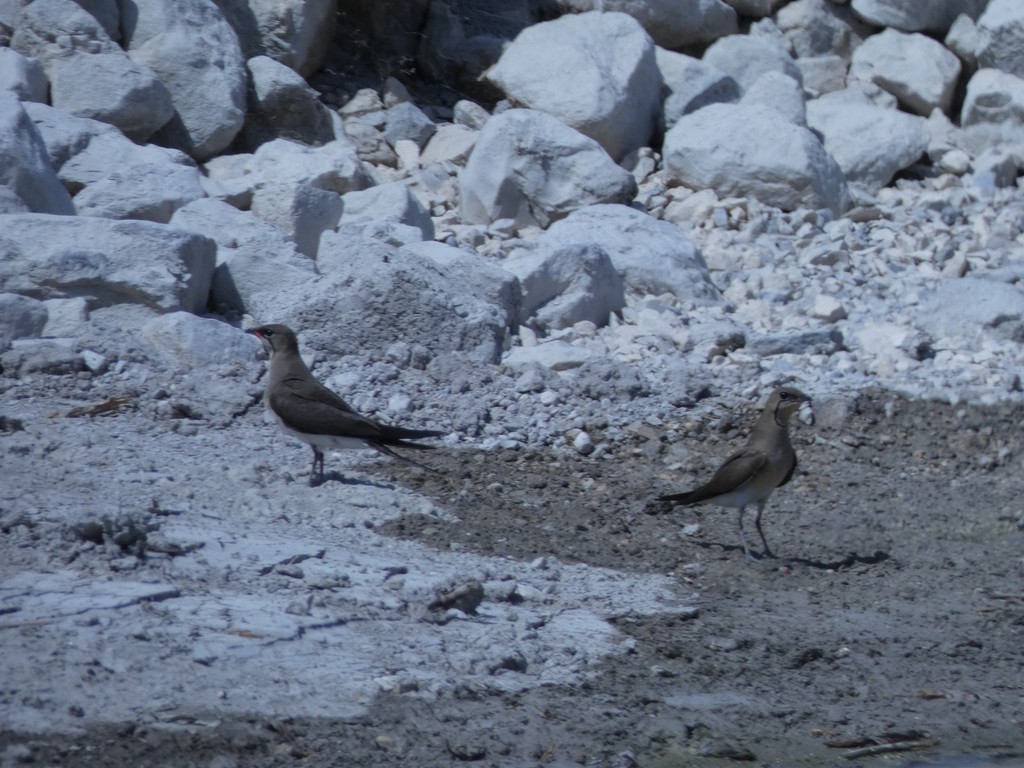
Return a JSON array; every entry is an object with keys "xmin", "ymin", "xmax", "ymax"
[
  {"xmin": 311, "ymin": 471, "xmax": 395, "ymax": 490},
  {"xmin": 692, "ymin": 539, "xmax": 891, "ymax": 571}
]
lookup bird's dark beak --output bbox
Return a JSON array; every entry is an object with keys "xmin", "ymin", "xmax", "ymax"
[{"xmin": 245, "ymin": 328, "xmax": 262, "ymax": 338}]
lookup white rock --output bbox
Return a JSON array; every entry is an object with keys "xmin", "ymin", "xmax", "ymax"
[
  {"xmin": 811, "ymin": 294, "xmax": 847, "ymax": 323},
  {"xmin": 916, "ymin": 277, "xmax": 1024, "ymax": 341},
  {"xmin": 238, "ymin": 55, "xmax": 335, "ymax": 151},
  {"xmin": 850, "ymin": 0, "xmax": 987, "ymax": 34},
  {"xmin": 454, "ymin": 100, "xmax": 490, "ymax": 130},
  {"xmin": 250, "ymin": 183, "xmax": 343, "ymax": 259},
  {"xmin": 232, "ymin": 0, "xmax": 335, "ymax": 77},
  {"xmin": 503, "ymin": 241, "xmax": 625, "ymax": 331},
  {"xmin": 560, "ymin": 0, "xmax": 737, "ymax": 49},
  {"xmin": 945, "ymin": 13, "xmax": 982, "ymax": 68},
  {"xmin": 459, "ymin": 109, "xmax": 637, "ymax": 228},
  {"xmin": 201, "ymin": 153, "xmax": 255, "ymax": 208},
  {"xmin": 80, "ymin": 349, "xmax": 108, "ymax": 374},
  {"xmin": 383, "ymin": 102, "xmax": 436, "ymax": 150},
  {"xmin": 741, "ymin": 72, "xmax": 806, "ymax": 125},
  {"xmin": 796, "ymin": 55, "xmax": 849, "ymax": 98},
  {"xmin": 293, "ymin": 232, "xmax": 507, "ymax": 363},
  {"xmin": 503, "ymin": 341, "xmax": 594, "ymax": 373},
  {"xmin": 0, "ymin": 94, "xmax": 75, "ymax": 215},
  {"xmin": 0, "ymin": 214, "xmax": 215, "ymax": 313},
  {"xmin": 247, "ymin": 138, "xmax": 372, "ymax": 195},
  {"xmin": 169, "ymin": 198, "xmax": 317, "ymax": 320},
  {"xmin": 124, "ymin": 0, "xmax": 247, "ymax": 160},
  {"xmin": 806, "ymin": 95, "xmax": 928, "ymax": 202},
  {"xmin": 72, "ymin": 158, "xmax": 206, "ymax": 223},
  {"xmin": 485, "ymin": 12, "xmax": 662, "ymax": 161},
  {"xmin": 663, "ymin": 103, "xmax": 850, "ymax": 216},
  {"xmin": 0, "ymin": 48, "xmax": 46, "ymax": 102},
  {"xmin": 572, "ymin": 430, "xmax": 594, "ymax": 456},
  {"xmin": 42, "ymin": 297, "xmax": 88, "ymax": 337},
  {"xmin": 11, "ymin": 0, "xmax": 174, "ymax": 142},
  {"xmin": 401, "ymin": 241, "xmax": 522, "ymax": 330},
  {"xmin": 340, "ymin": 182, "xmax": 434, "ymax": 242},
  {"xmin": 543, "ymin": 205, "xmax": 720, "ymax": 302},
  {"xmin": 703, "ymin": 34, "xmax": 802, "ymax": 93},
  {"xmin": 977, "ymin": 0, "xmax": 1024, "ymax": 78},
  {"xmin": 142, "ymin": 312, "xmax": 261, "ymax": 370},
  {"xmin": 393, "ymin": 139, "xmax": 420, "ymax": 170},
  {"xmin": 0, "ymin": 293, "xmax": 47, "ymax": 348},
  {"xmin": 420, "ymin": 124, "xmax": 478, "ymax": 166},
  {"xmin": 849, "ymin": 29, "xmax": 962, "ymax": 116},
  {"xmin": 777, "ymin": 0, "xmax": 870, "ymax": 59},
  {"xmin": 962, "ymin": 68, "xmax": 1024, "ymax": 128},
  {"xmin": 656, "ymin": 48, "xmax": 740, "ymax": 131}
]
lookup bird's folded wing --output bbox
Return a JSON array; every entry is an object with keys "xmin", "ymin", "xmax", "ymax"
[
  {"xmin": 664, "ymin": 449, "xmax": 768, "ymax": 504},
  {"xmin": 270, "ymin": 391, "xmax": 386, "ymax": 439}
]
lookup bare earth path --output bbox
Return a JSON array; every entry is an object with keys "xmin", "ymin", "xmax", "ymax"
[{"xmin": 2, "ymin": 392, "xmax": 1023, "ymax": 767}]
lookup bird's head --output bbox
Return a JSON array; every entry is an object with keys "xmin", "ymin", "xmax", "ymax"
[
  {"xmin": 768, "ymin": 386, "xmax": 814, "ymax": 426},
  {"xmin": 245, "ymin": 324, "xmax": 299, "ymax": 357}
]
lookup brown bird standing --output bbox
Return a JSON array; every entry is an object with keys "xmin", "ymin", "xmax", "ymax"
[
  {"xmin": 247, "ymin": 324, "xmax": 445, "ymax": 486},
  {"xmin": 660, "ymin": 386, "xmax": 813, "ymax": 561}
]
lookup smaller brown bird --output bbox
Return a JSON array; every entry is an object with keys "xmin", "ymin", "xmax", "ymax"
[
  {"xmin": 660, "ymin": 386, "xmax": 813, "ymax": 562},
  {"xmin": 247, "ymin": 324, "xmax": 445, "ymax": 486}
]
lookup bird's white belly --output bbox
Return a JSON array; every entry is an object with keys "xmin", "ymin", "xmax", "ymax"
[
  {"xmin": 710, "ymin": 466, "xmax": 785, "ymax": 508},
  {"xmin": 268, "ymin": 408, "xmax": 373, "ymax": 451}
]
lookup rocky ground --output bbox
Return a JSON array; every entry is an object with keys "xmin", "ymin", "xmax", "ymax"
[{"xmin": 2, "ymin": 379, "xmax": 1023, "ymax": 767}]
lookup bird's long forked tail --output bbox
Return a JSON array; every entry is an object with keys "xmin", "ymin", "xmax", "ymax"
[{"xmin": 372, "ymin": 441, "xmax": 443, "ymax": 475}]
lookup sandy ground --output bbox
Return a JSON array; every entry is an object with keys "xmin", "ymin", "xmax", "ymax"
[{"xmin": 2, "ymin": 388, "xmax": 1024, "ymax": 767}]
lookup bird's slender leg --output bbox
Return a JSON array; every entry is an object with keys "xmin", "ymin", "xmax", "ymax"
[
  {"xmin": 753, "ymin": 499, "xmax": 774, "ymax": 558},
  {"xmin": 310, "ymin": 447, "xmax": 324, "ymax": 486},
  {"xmin": 736, "ymin": 505, "xmax": 756, "ymax": 562}
]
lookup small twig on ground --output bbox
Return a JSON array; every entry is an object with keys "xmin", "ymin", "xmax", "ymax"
[{"xmin": 842, "ymin": 739, "xmax": 937, "ymax": 760}]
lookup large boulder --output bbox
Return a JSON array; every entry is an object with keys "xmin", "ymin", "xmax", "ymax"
[
  {"xmin": 236, "ymin": 55, "xmax": 336, "ymax": 151},
  {"xmin": 776, "ymin": 0, "xmax": 871, "ymax": 59},
  {"xmin": 915, "ymin": 277, "xmax": 1024, "ymax": 342},
  {"xmin": 218, "ymin": 0, "xmax": 337, "ymax": 77},
  {"xmin": 960, "ymin": 68, "xmax": 1024, "ymax": 155},
  {"xmin": 543, "ymin": 205, "xmax": 720, "ymax": 302},
  {"xmin": 459, "ymin": 109, "xmax": 637, "ymax": 228},
  {"xmin": 976, "ymin": 0, "xmax": 1024, "ymax": 79},
  {"xmin": 245, "ymin": 138, "xmax": 372, "ymax": 194},
  {"xmin": 850, "ymin": 0, "xmax": 988, "ymax": 34},
  {"xmin": 0, "ymin": 95, "xmax": 75, "ymax": 215},
  {"xmin": 402, "ymin": 240, "xmax": 521, "ymax": 330},
  {"xmin": 170, "ymin": 198, "xmax": 318, "ymax": 320},
  {"xmin": 703, "ymin": 34, "xmax": 801, "ymax": 93},
  {"xmin": 557, "ymin": 0, "xmax": 737, "ymax": 49},
  {"xmin": 123, "ymin": 0, "xmax": 247, "ymax": 160},
  {"xmin": 502, "ymin": 241, "xmax": 625, "ymax": 331},
  {"xmin": 807, "ymin": 94, "xmax": 928, "ymax": 202},
  {"xmin": 340, "ymin": 182, "xmax": 434, "ymax": 241},
  {"xmin": 485, "ymin": 12, "xmax": 661, "ymax": 161},
  {"xmin": 282, "ymin": 231, "xmax": 508, "ymax": 363},
  {"xmin": 657, "ymin": 48, "xmax": 739, "ymax": 131},
  {"xmin": 663, "ymin": 103, "xmax": 850, "ymax": 216},
  {"xmin": 0, "ymin": 48, "xmax": 47, "ymax": 103},
  {"xmin": 0, "ymin": 215, "xmax": 215, "ymax": 313},
  {"xmin": 10, "ymin": 0, "xmax": 174, "ymax": 142},
  {"xmin": 850, "ymin": 29, "xmax": 962, "ymax": 116}
]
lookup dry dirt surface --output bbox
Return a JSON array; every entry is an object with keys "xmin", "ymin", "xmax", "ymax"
[{"xmin": 2, "ymin": 392, "xmax": 1024, "ymax": 767}]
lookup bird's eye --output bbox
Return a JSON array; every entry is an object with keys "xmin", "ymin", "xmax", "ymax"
[
  {"xmin": 263, "ymin": 328, "xmax": 274, "ymax": 337},
  {"xmin": 779, "ymin": 392, "xmax": 790, "ymax": 400}
]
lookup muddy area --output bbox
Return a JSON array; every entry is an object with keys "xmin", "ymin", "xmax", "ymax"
[{"xmin": 2, "ymin": 392, "xmax": 1023, "ymax": 767}]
